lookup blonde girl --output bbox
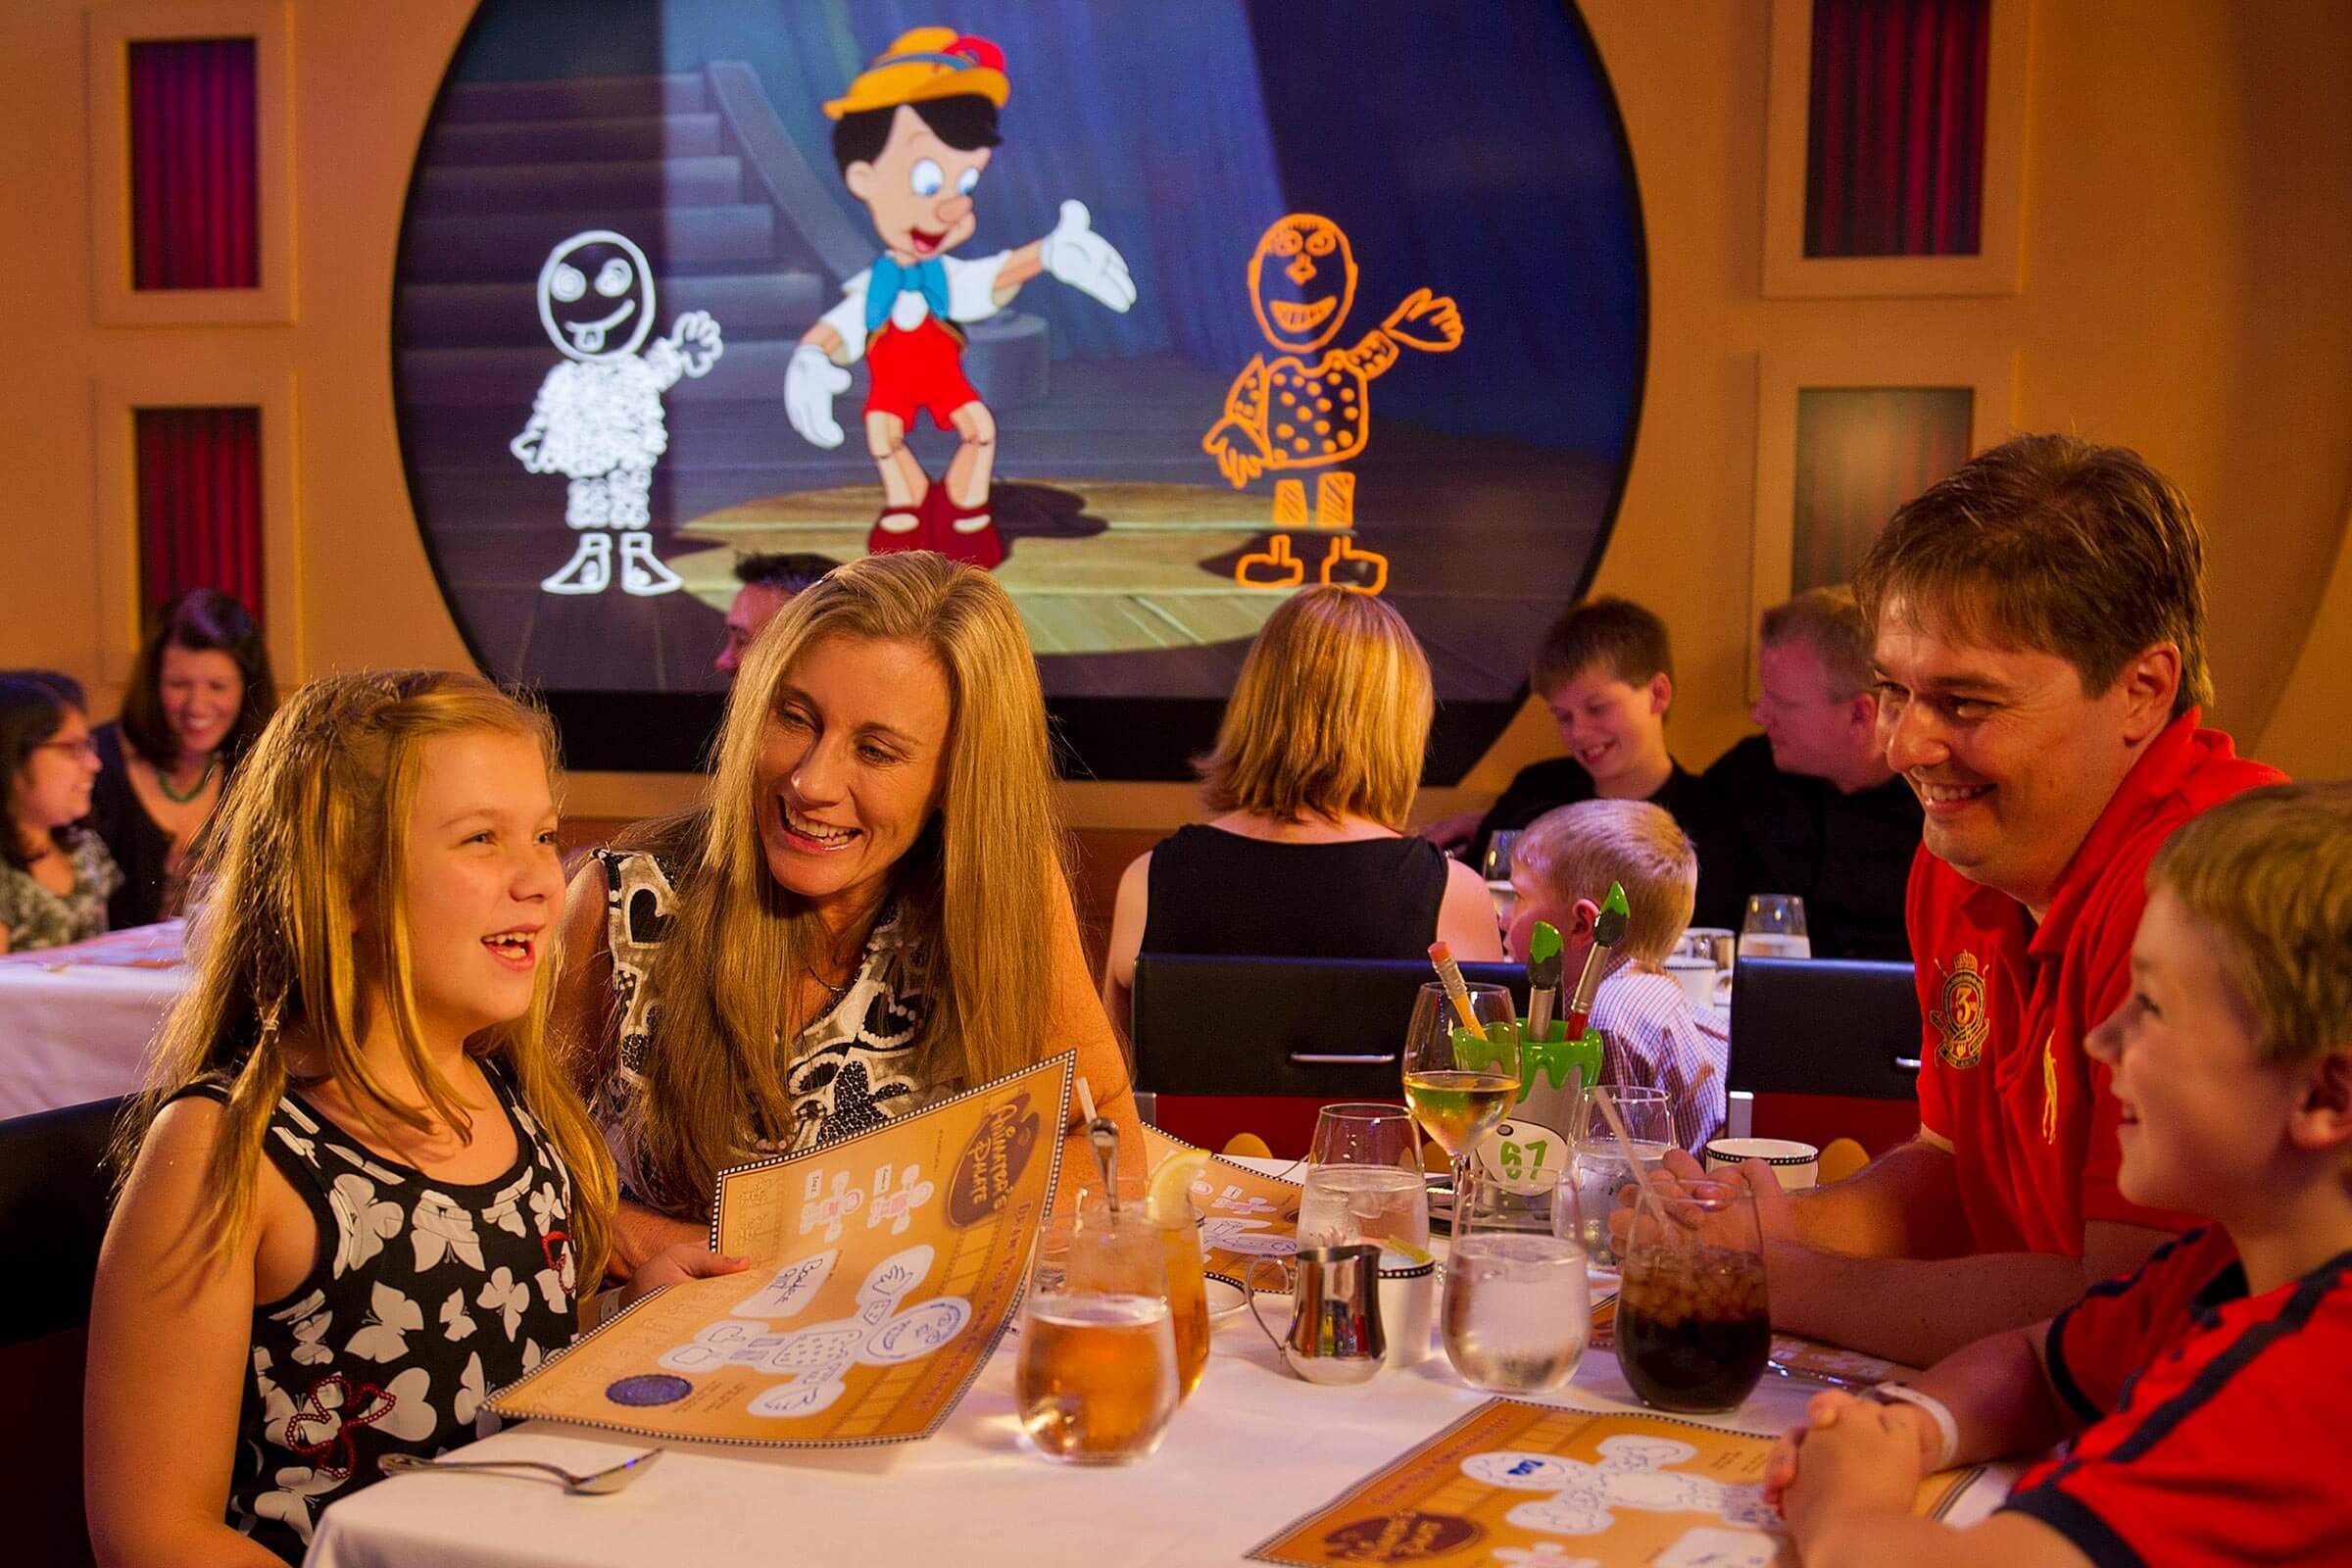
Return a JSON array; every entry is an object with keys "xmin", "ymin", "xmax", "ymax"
[
  {"xmin": 553, "ymin": 551, "xmax": 1142, "ymax": 1272},
  {"xmin": 86, "ymin": 671, "xmax": 733, "ymax": 1566}
]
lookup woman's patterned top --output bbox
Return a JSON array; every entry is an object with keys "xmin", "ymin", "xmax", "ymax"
[
  {"xmin": 0, "ymin": 831, "xmax": 121, "ymax": 951},
  {"xmin": 590, "ymin": 847, "xmax": 932, "ymax": 1213},
  {"xmin": 172, "ymin": 1063, "xmax": 578, "ymax": 1562}
]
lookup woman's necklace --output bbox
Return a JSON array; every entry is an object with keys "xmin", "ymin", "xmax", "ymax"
[{"xmin": 157, "ymin": 753, "xmax": 218, "ymax": 805}]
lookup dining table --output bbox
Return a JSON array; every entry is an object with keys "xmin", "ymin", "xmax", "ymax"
[
  {"xmin": 0, "ymin": 920, "xmax": 186, "ymax": 1118},
  {"xmin": 304, "ymin": 1157, "xmax": 2021, "ymax": 1568}
]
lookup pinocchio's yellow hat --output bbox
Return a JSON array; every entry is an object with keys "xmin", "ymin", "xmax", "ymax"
[{"xmin": 822, "ymin": 28, "xmax": 1009, "ymax": 121}]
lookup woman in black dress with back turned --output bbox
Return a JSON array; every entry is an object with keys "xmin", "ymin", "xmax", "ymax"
[
  {"xmin": 89, "ymin": 589, "xmax": 278, "ymax": 927},
  {"xmin": 1101, "ymin": 587, "xmax": 1502, "ymax": 1031}
]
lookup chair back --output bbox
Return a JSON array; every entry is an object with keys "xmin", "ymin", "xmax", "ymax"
[
  {"xmin": 1130, "ymin": 955, "xmax": 1526, "ymax": 1154},
  {"xmin": 0, "ymin": 1096, "xmax": 125, "ymax": 1348},
  {"xmin": 1727, "ymin": 957, "xmax": 1921, "ymax": 1153}
]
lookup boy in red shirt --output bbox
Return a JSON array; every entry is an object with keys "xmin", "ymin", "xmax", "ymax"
[{"xmin": 1768, "ymin": 783, "xmax": 2352, "ymax": 1565}]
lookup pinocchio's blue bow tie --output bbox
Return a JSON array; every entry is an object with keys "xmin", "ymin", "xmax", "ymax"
[{"xmin": 866, "ymin": 254, "xmax": 950, "ymax": 332}]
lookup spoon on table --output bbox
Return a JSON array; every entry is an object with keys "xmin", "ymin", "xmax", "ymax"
[{"xmin": 380, "ymin": 1447, "xmax": 663, "ymax": 1494}]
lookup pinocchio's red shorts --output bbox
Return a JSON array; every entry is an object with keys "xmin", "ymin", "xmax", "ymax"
[{"xmin": 863, "ymin": 317, "xmax": 982, "ymax": 430}]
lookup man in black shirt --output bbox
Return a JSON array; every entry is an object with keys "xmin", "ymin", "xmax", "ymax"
[
  {"xmin": 1703, "ymin": 587, "xmax": 1921, "ymax": 959},
  {"xmin": 1426, "ymin": 597, "xmax": 1745, "ymax": 930}
]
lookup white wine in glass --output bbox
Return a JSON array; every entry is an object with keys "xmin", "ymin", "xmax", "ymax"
[{"xmin": 1400, "ymin": 981, "xmax": 1519, "ymax": 1202}]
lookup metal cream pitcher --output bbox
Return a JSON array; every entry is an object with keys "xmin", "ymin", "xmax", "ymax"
[{"xmin": 1245, "ymin": 1245, "xmax": 1386, "ymax": 1385}]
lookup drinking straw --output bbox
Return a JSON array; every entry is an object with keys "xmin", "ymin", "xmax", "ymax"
[
  {"xmin": 1075, "ymin": 1076, "xmax": 1099, "ymax": 1126},
  {"xmin": 1426, "ymin": 940, "xmax": 1485, "ymax": 1035},
  {"xmin": 1589, "ymin": 1082, "xmax": 1665, "ymax": 1237}
]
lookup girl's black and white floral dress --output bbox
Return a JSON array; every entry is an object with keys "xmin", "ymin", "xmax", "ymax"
[{"xmin": 174, "ymin": 1063, "xmax": 579, "ymax": 1561}]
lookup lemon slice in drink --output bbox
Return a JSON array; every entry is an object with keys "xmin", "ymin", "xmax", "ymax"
[{"xmin": 1147, "ymin": 1150, "xmax": 1210, "ymax": 1226}]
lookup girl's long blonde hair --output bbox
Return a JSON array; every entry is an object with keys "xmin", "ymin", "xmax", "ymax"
[
  {"xmin": 110, "ymin": 670, "xmax": 614, "ymax": 1283},
  {"xmin": 617, "ymin": 552, "xmax": 1069, "ymax": 1214}
]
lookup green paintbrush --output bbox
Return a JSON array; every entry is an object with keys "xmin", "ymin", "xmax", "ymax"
[
  {"xmin": 1526, "ymin": 919, "xmax": 1565, "ymax": 1040},
  {"xmin": 1562, "ymin": 881, "xmax": 1631, "ymax": 1040}
]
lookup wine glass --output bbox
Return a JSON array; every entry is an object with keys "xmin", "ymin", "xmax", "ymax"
[
  {"xmin": 1300, "ymin": 1103, "xmax": 1430, "ymax": 1252},
  {"xmin": 1741, "ymin": 895, "xmax": 1811, "ymax": 959},
  {"xmin": 1614, "ymin": 1177, "xmax": 1771, "ymax": 1412},
  {"xmin": 1441, "ymin": 1166, "xmax": 1590, "ymax": 1394},
  {"xmin": 1400, "ymin": 981, "xmax": 1519, "ymax": 1215},
  {"xmin": 1308, "ymin": 1103, "xmax": 1422, "ymax": 1173}
]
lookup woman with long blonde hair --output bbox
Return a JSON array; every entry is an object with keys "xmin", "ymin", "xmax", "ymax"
[
  {"xmin": 1102, "ymin": 585, "xmax": 1501, "ymax": 1028},
  {"xmin": 554, "ymin": 552, "xmax": 1141, "ymax": 1270},
  {"xmin": 87, "ymin": 671, "xmax": 733, "ymax": 1566}
]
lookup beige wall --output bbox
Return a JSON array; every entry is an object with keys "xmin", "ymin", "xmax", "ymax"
[{"xmin": 2, "ymin": 0, "xmax": 2346, "ymax": 832}]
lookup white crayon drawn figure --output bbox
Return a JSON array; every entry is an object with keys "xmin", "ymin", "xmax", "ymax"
[
  {"xmin": 1200, "ymin": 1216, "xmax": 1297, "ymax": 1257},
  {"xmin": 1201, "ymin": 1183, "xmax": 1281, "ymax": 1217},
  {"xmin": 656, "ymin": 1245, "xmax": 972, "ymax": 1420},
  {"xmin": 1460, "ymin": 1437, "xmax": 1781, "ymax": 1538},
  {"xmin": 800, "ymin": 1168, "xmax": 864, "ymax": 1243},
  {"xmin": 865, "ymin": 1161, "xmax": 937, "ymax": 1236},
  {"xmin": 511, "ymin": 229, "xmax": 722, "ymax": 597},
  {"xmin": 731, "ymin": 1249, "xmax": 839, "ymax": 1320},
  {"xmin": 1486, "ymin": 1544, "xmax": 1601, "ymax": 1568}
]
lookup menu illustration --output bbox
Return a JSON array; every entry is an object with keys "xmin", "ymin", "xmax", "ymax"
[
  {"xmin": 1141, "ymin": 1123, "xmax": 1303, "ymax": 1282},
  {"xmin": 1250, "ymin": 1399, "xmax": 1981, "ymax": 1567},
  {"xmin": 487, "ymin": 1054, "xmax": 1073, "ymax": 1446}
]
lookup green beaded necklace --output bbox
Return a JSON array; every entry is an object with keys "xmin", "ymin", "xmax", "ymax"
[{"xmin": 157, "ymin": 754, "xmax": 218, "ymax": 805}]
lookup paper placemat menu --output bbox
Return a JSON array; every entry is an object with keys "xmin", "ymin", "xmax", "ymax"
[
  {"xmin": 1250, "ymin": 1398, "xmax": 1981, "ymax": 1567},
  {"xmin": 1142, "ymin": 1123, "xmax": 1302, "ymax": 1282},
  {"xmin": 486, "ymin": 1053, "xmax": 1073, "ymax": 1446}
]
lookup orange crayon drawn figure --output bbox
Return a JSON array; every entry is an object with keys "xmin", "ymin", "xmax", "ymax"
[{"xmin": 1204, "ymin": 215, "xmax": 1463, "ymax": 594}]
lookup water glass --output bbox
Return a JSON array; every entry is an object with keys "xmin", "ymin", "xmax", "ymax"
[
  {"xmin": 1297, "ymin": 1164, "xmax": 1431, "ymax": 1254},
  {"xmin": 1016, "ymin": 1210, "xmax": 1179, "ymax": 1464},
  {"xmin": 1308, "ymin": 1102, "xmax": 1423, "ymax": 1174},
  {"xmin": 1614, "ymin": 1177, "xmax": 1771, "ymax": 1413},
  {"xmin": 1440, "ymin": 1167, "xmax": 1590, "ymax": 1394},
  {"xmin": 1567, "ymin": 1084, "xmax": 1674, "ymax": 1267},
  {"xmin": 1741, "ymin": 896, "xmax": 1811, "ymax": 959}
]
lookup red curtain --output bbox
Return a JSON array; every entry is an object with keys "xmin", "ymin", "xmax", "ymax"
[
  {"xmin": 128, "ymin": 37, "xmax": 260, "ymax": 289},
  {"xmin": 1804, "ymin": 0, "xmax": 1989, "ymax": 258},
  {"xmin": 1791, "ymin": 388, "xmax": 1971, "ymax": 592},
  {"xmin": 136, "ymin": 408, "xmax": 265, "ymax": 623}
]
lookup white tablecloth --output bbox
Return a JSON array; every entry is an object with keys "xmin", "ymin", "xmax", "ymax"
[
  {"xmin": 307, "ymin": 1165, "xmax": 2017, "ymax": 1567},
  {"xmin": 0, "ymin": 922, "xmax": 187, "ymax": 1118}
]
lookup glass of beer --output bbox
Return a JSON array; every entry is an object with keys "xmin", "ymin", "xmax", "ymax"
[
  {"xmin": 1440, "ymin": 1167, "xmax": 1589, "ymax": 1394},
  {"xmin": 1016, "ymin": 1209, "xmax": 1180, "ymax": 1464},
  {"xmin": 1401, "ymin": 981, "xmax": 1520, "ymax": 1210},
  {"xmin": 1613, "ymin": 1177, "xmax": 1771, "ymax": 1413},
  {"xmin": 1075, "ymin": 1178, "xmax": 1210, "ymax": 1401}
]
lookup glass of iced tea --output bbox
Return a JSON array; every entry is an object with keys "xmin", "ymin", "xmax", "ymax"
[
  {"xmin": 1073, "ymin": 1177, "xmax": 1210, "ymax": 1401},
  {"xmin": 1440, "ymin": 1167, "xmax": 1589, "ymax": 1394},
  {"xmin": 1016, "ymin": 1209, "xmax": 1179, "ymax": 1464},
  {"xmin": 1401, "ymin": 981, "xmax": 1520, "ymax": 1209},
  {"xmin": 1613, "ymin": 1177, "xmax": 1771, "ymax": 1413}
]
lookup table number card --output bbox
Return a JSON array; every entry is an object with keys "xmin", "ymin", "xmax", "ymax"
[
  {"xmin": 1141, "ymin": 1123, "xmax": 1302, "ymax": 1283},
  {"xmin": 1250, "ymin": 1399, "xmax": 1981, "ymax": 1567},
  {"xmin": 486, "ymin": 1053, "xmax": 1073, "ymax": 1446}
]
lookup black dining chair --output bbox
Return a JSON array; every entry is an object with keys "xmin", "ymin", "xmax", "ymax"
[
  {"xmin": 1726, "ymin": 956, "xmax": 1921, "ymax": 1154},
  {"xmin": 0, "ymin": 1094, "xmax": 129, "ymax": 1568},
  {"xmin": 1129, "ymin": 954, "xmax": 1527, "ymax": 1155}
]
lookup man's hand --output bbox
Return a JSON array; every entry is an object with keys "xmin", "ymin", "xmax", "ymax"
[
  {"xmin": 1419, "ymin": 807, "xmax": 1485, "ymax": 856},
  {"xmin": 1037, "ymin": 200, "xmax": 1137, "ymax": 313},
  {"xmin": 1381, "ymin": 286, "xmax": 1464, "ymax": 352},
  {"xmin": 1611, "ymin": 1149, "xmax": 1798, "ymax": 1253},
  {"xmin": 666, "ymin": 310, "xmax": 723, "ymax": 377},
  {"xmin": 785, "ymin": 342, "xmax": 852, "ymax": 448},
  {"xmin": 1776, "ymin": 1392, "xmax": 1930, "ymax": 1544}
]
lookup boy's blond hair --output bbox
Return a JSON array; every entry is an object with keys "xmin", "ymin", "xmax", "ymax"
[
  {"xmin": 2148, "ymin": 782, "xmax": 2352, "ymax": 1066},
  {"xmin": 1197, "ymin": 585, "xmax": 1433, "ymax": 830},
  {"xmin": 1512, "ymin": 799, "xmax": 1696, "ymax": 964}
]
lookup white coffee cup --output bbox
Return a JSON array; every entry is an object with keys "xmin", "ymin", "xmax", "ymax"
[
  {"xmin": 1702, "ymin": 1136, "xmax": 1821, "ymax": 1190},
  {"xmin": 1664, "ymin": 955, "xmax": 1732, "ymax": 1011}
]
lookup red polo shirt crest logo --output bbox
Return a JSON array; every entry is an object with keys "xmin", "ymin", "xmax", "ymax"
[{"xmin": 1930, "ymin": 951, "xmax": 1990, "ymax": 1069}]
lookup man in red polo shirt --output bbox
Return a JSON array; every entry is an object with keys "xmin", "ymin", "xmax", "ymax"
[{"xmin": 1695, "ymin": 434, "xmax": 2282, "ymax": 1365}]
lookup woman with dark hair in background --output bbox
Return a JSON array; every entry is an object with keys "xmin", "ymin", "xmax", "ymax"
[
  {"xmin": 90, "ymin": 588, "xmax": 279, "ymax": 928},
  {"xmin": 0, "ymin": 670, "xmax": 119, "ymax": 953}
]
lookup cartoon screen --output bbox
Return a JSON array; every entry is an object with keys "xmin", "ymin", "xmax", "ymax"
[{"xmin": 393, "ymin": 1, "xmax": 1645, "ymax": 777}]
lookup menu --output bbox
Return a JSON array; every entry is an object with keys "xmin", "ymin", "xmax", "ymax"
[
  {"xmin": 1141, "ymin": 1123, "xmax": 1302, "ymax": 1283},
  {"xmin": 1250, "ymin": 1399, "xmax": 1981, "ymax": 1567},
  {"xmin": 486, "ymin": 1053, "xmax": 1072, "ymax": 1446}
]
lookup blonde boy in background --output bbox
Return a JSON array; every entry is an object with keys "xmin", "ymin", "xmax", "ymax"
[
  {"xmin": 1506, "ymin": 799, "xmax": 1728, "ymax": 1153},
  {"xmin": 1768, "ymin": 782, "xmax": 2352, "ymax": 1566}
]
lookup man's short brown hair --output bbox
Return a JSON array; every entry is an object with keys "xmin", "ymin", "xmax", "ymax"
[
  {"xmin": 1512, "ymin": 799, "xmax": 1697, "ymax": 965},
  {"xmin": 2150, "ymin": 783, "xmax": 2352, "ymax": 1069},
  {"xmin": 1854, "ymin": 434, "xmax": 2211, "ymax": 719},
  {"xmin": 1531, "ymin": 596, "xmax": 1673, "ymax": 694},
  {"xmin": 1760, "ymin": 586, "xmax": 1873, "ymax": 702}
]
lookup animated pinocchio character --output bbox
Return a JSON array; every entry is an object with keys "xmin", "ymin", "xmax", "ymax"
[
  {"xmin": 784, "ymin": 28, "xmax": 1138, "ymax": 569},
  {"xmin": 1204, "ymin": 215, "xmax": 1462, "ymax": 593}
]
